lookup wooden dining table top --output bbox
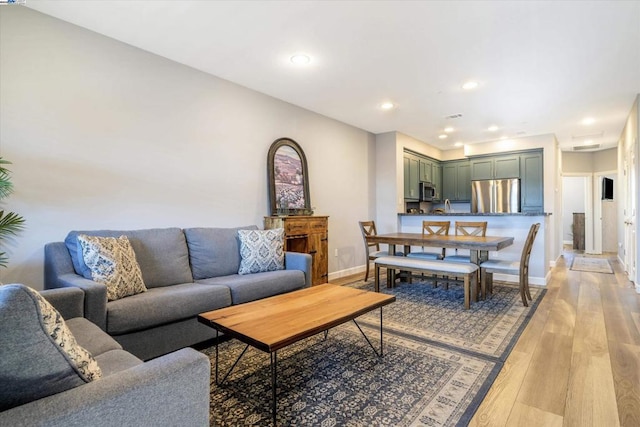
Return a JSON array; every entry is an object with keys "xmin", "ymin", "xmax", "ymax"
[{"xmin": 366, "ymin": 232, "xmax": 514, "ymax": 252}]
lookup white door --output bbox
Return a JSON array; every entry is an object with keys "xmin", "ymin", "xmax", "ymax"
[{"xmin": 624, "ymin": 142, "xmax": 637, "ymax": 283}]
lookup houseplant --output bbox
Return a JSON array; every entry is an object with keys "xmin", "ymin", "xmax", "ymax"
[{"xmin": 0, "ymin": 157, "xmax": 25, "ymax": 268}]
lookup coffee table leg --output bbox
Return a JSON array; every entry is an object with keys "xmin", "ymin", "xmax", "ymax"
[
  {"xmin": 380, "ymin": 307, "xmax": 384, "ymax": 357},
  {"xmin": 271, "ymin": 351, "xmax": 277, "ymax": 426},
  {"xmin": 352, "ymin": 307, "xmax": 385, "ymax": 358},
  {"xmin": 215, "ymin": 330, "xmax": 219, "ymax": 384}
]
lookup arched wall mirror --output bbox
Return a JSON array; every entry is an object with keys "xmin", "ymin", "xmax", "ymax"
[{"xmin": 267, "ymin": 138, "xmax": 312, "ymax": 216}]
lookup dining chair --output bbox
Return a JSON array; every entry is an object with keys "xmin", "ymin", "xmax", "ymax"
[
  {"xmin": 358, "ymin": 220, "xmax": 403, "ymax": 281},
  {"xmin": 406, "ymin": 221, "xmax": 450, "ymax": 259},
  {"xmin": 480, "ymin": 222, "xmax": 540, "ymax": 306},
  {"xmin": 443, "ymin": 221, "xmax": 488, "ymax": 263}
]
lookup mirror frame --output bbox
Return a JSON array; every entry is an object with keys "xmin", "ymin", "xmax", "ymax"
[{"xmin": 267, "ymin": 137, "xmax": 312, "ymax": 216}]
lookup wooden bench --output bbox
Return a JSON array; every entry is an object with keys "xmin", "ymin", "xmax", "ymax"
[{"xmin": 374, "ymin": 256, "xmax": 479, "ymax": 309}]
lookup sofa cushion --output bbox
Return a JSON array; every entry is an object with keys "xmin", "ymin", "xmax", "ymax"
[
  {"xmin": 78, "ymin": 234, "xmax": 147, "ymax": 301},
  {"xmin": 0, "ymin": 284, "xmax": 101, "ymax": 411},
  {"xmin": 237, "ymin": 228, "xmax": 285, "ymax": 275},
  {"xmin": 66, "ymin": 317, "xmax": 123, "ymax": 357},
  {"xmin": 184, "ymin": 226, "xmax": 257, "ymax": 280},
  {"xmin": 65, "ymin": 228, "xmax": 193, "ymax": 288},
  {"xmin": 106, "ymin": 283, "xmax": 232, "ymax": 335},
  {"xmin": 197, "ymin": 270, "xmax": 305, "ymax": 305}
]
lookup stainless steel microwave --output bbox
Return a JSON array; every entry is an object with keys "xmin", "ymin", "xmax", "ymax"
[{"xmin": 419, "ymin": 182, "xmax": 435, "ymax": 201}]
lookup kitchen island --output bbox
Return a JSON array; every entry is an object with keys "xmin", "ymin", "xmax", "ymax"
[{"xmin": 398, "ymin": 212, "xmax": 552, "ymax": 285}]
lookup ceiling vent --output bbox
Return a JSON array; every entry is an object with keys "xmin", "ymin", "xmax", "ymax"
[
  {"xmin": 571, "ymin": 131, "xmax": 604, "ymax": 141},
  {"xmin": 573, "ymin": 144, "xmax": 600, "ymax": 151},
  {"xmin": 444, "ymin": 113, "xmax": 463, "ymax": 119}
]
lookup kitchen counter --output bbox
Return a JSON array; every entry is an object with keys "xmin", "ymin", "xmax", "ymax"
[{"xmin": 399, "ymin": 212, "xmax": 552, "ymax": 217}]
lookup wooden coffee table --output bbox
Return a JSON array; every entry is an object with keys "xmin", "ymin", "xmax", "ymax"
[{"xmin": 198, "ymin": 283, "xmax": 395, "ymax": 425}]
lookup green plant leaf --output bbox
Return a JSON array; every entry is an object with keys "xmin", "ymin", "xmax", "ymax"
[
  {"xmin": 0, "ymin": 157, "xmax": 15, "ymax": 200},
  {"xmin": 0, "ymin": 210, "xmax": 25, "ymax": 239}
]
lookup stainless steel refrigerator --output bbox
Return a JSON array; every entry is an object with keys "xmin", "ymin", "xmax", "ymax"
[{"xmin": 471, "ymin": 179, "xmax": 520, "ymax": 213}]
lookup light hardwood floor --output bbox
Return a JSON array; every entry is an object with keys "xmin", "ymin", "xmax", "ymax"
[{"xmin": 335, "ymin": 249, "xmax": 640, "ymax": 426}]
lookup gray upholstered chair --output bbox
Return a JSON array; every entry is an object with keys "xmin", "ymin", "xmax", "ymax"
[
  {"xmin": 0, "ymin": 284, "xmax": 211, "ymax": 426},
  {"xmin": 480, "ymin": 222, "xmax": 540, "ymax": 306}
]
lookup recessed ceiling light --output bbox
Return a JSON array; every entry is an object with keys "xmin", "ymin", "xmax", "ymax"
[
  {"xmin": 290, "ymin": 54, "xmax": 311, "ymax": 65},
  {"xmin": 488, "ymin": 125, "xmax": 499, "ymax": 132},
  {"xmin": 581, "ymin": 117, "xmax": 596, "ymax": 125},
  {"xmin": 454, "ymin": 142, "xmax": 464, "ymax": 147},
  {"xmin": 438, "ymin": 134, "xmax": 448, "ymax": 139},
  {"xmin": 462, "ymin": 81, "xmax": 479, "ymax": 90},
  {"xmin": 379, "ymin": 102, "xmax": 395, "ymax": 110},
  {"xmin": 444, "ymin": 127, "xmax": 454, "ymax": 133}
]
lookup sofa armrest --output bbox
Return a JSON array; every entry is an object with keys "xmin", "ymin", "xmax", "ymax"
[
  {"xmin": 285, "ymin": 251, "xmax": 313, "ymax": 287},
  {"xmin": 56, "ymin": 274, "xmax": 108, "ymax": 330},
  {"xmin": 40, "ymin": 287, "xmax": 85, "ymax": 320},
  {"xmin": 0, "ymin": 348, "xmax": 210, "ymax": 427},
  {"xmin": 45, "ymin": 241, "xmax": 108, "ymax": 330}
]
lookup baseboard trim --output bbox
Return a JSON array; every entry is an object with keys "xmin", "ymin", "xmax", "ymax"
[{"xmin": 328, "ymin": 265, "xmax": 365, "ymax": 282}]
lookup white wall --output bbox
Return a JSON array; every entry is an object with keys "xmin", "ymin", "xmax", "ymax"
[{"xmin": 0, "ymin": 7, "xmax": 377, "ymax": 287}]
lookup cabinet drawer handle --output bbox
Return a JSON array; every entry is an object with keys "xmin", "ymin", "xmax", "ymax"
[
  {"xmin": 309, "ymin": 250, "xmax": 317, "ymax": 254},
  {"xmin": 321, "ymin": 238, "xmax": 328, "ymax": 242}
]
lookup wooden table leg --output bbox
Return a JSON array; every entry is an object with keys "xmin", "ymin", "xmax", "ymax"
[{"xmin": 386, "ymin": 244, "xmax": 396, "ymax": 288}]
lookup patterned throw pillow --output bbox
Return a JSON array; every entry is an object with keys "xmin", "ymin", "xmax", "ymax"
[
  {"xmin": 78, "ymin": 234, "xmax": 147, "ymax": 301},
  {"xmin": 237, "ymin": 228, "xmax": 285, "ymax": 275},
  {"xmin": 25, "ymin": 285, "xmax": 102, "ymax": 382}
]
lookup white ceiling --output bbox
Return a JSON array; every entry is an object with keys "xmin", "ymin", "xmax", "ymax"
[{"xmin": 25, "ymin": 1, "xmax": 640, "ymax": 152}]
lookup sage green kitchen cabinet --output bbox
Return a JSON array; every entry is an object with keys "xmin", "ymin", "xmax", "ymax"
[
  {"xmin": 470, "ymin": 155, "xmax": 520, "ymax": 180},
  {"xmin": 404, "ymin": 154, "xmax": 420, "ymax": 201},
  {"xmin": 470, "ymin": 158, "xmax": 493, "ymax": 180},
  {"xmin": 419, "ymin": 158, "xmax": 433, "ymax": 183},
  {"xmin": 494, "ymin": 155, "xmax": 520, "ymax": 179},
  {"xmin": 520, "ymin": 151, "xmax": 543, "ymax": 212},
  {"xmin": 432, "ymin": 163, "xmax": 442, "ymax": 202},
  {"xmin": 442, "ymin": 160, "xmax": 470, "ymax": 202}
]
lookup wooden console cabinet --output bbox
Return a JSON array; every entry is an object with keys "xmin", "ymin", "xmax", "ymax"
[{"xmin": 264, "ymin": 216, "xmax": 328, "ymax": 286}]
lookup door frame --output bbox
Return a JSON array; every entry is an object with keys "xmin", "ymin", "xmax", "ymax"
[{"xmin": 562, "ymin": 173, "xmax": 592, "ymax": 253}]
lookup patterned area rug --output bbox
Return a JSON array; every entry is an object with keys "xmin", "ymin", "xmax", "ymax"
[
  {"xmin": 201, "ymin": 279, "xmax": 545, "ymax": 426},
  {"xmin": 570, "ymin": 256, "xmax": 613, "ymax": 273}
]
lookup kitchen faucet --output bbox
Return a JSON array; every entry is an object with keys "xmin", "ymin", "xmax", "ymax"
[{"xmin": 444, "ymin": 199, "xmax": 452, "ymax": 213}]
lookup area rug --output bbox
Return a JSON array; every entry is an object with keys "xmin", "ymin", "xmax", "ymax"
[
  {"xmin": 201, "ymin": 278, "xmax": 545, "ymax": 426},
  {"xmin": 570, "ymin": 256, "xmax": 613, "ymax": 273}
]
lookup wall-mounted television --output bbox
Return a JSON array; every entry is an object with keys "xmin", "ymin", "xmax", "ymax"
[{"xmin": 602, "ymin": 177, "xmax": 614, "ymax": 200}]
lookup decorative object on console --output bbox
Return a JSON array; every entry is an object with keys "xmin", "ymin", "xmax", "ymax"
[
  {"xmin": 77, "ymin": 234, "xmax": 147, "ymax": 301},
  {"xmin": 267, "ymin": 138, "xmax": 312, "ymax": 216},
  {"xmin": 237, "ymin": 228, "xmax": 285, "ymax": 275}
]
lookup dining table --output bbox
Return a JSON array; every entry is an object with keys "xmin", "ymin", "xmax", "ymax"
[{"xmin": 366, "ymin": 232, "xmax": 514, "ymax": 287}]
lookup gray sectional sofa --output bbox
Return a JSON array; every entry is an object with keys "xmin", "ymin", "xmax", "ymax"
[
  {"xmin": 44, "ymin": 226, "xmax": 312, "ymax": 360},
  {"xmin": 0, "ymin": 285, "xmax": 210, "ymax": 426}
]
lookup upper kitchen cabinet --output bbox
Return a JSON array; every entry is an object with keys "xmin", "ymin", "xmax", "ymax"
[
  {"xmin": 470, "ymin": 155, "xmax": 520, "ymax": 180},
  {"xmin": 442, "ymin": 159, "xmax": 471, "ymax": 202},
  {"xmin": 404, "ymin": 153, "xmax": 420, "ymax": 201},
  {"xmin": 520, "ymin": 151, "xmax": 543, "ymax": 212},
  {"xmin": 419, "ymin": 158, "xmax": 433, "ymax": 183},
  {"xmin": 432, "ymin": 163, "xmax": 442, "ymax": 202}
]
